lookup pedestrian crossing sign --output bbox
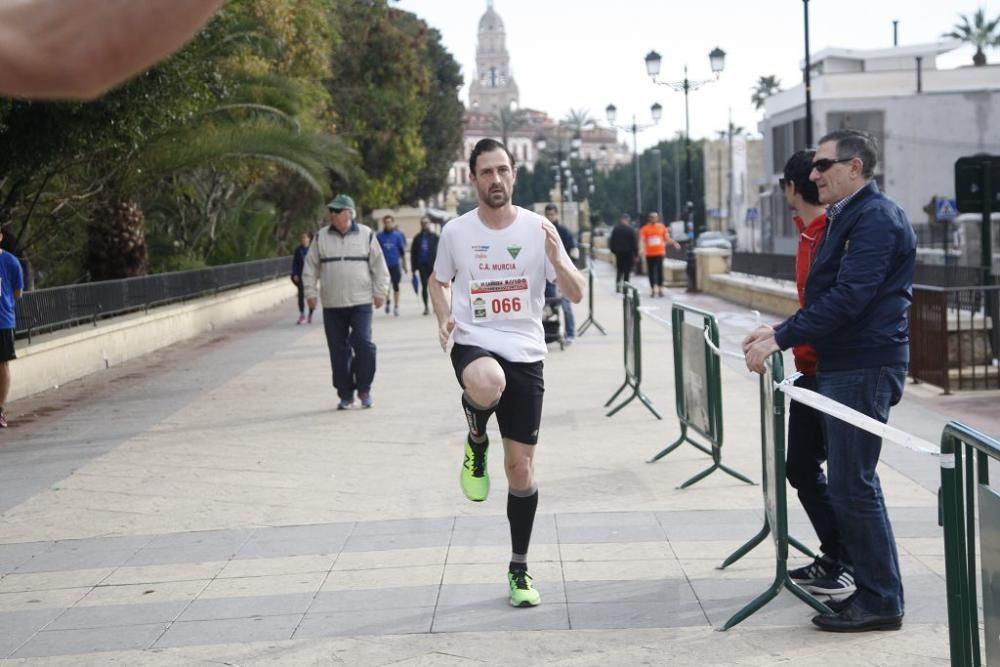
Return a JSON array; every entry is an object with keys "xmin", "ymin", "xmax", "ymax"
[{"xmin": 936, "ymin": 198, "xmax": 959, "ymax": 222}]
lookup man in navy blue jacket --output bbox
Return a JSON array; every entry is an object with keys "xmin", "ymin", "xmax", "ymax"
[{"xmin": 743, "ymin": 129, "xmax": 915, "ymax": 633}]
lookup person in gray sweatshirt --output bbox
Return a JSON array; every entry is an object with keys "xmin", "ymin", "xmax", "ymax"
[{"xmin": 303, "ymin": 194, "xmax": 390, "ymax": 410}]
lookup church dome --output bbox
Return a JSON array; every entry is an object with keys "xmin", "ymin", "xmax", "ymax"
[{"xmin": 478, "ymin": 3, "xmax": 504, "ymax": 33}]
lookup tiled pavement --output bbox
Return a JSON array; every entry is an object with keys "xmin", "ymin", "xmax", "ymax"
[
  {"xmin": 0, "ymin": 509, "xmax": 949, "ymax": 659},
  {"xmin": 0, "ymin": 262, "xmax": 987, "ymax": 664}
]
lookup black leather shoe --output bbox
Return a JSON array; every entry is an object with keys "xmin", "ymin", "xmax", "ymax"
[{"xmin": 812, "ymin": 603, "xmax": 903, "ymax": 632}]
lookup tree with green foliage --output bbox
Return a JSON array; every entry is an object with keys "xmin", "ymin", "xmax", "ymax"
[
  {"xmin": 944, "ymin": 8, "xmax": 1000, "ymax": 66},
  {"xmin": 325, "ymin": 2, "xmax": 430, "ymax": 211},
  {"xmin": 751, "ymin": 75, "xmax": 782, "ymax": 110},
  {"xmin": 0, "ymin": 0, "xmax": 354, "ymax": 284},
  {"xmin": 490, "ymin": 106, "xmax": 531, "ymax": 148},
  {"xmin": 563, "ymin": 108, "xmax": 595, "ymax": 133},
  {"xmin": 0, "ymin": 0, "xmax": 467, "ymax": 286},
  {"xmin": 399, "ymin": 23, "xmax": 464, "ymax": 205}
]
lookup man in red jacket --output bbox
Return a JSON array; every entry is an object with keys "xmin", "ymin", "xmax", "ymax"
[{"xmin": 778, "ymin": 150, "xmax": 855, "ymax": 602}]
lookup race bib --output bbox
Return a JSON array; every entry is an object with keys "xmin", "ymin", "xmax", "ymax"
[
  {"xmin": 647, "ymin": 235, "xmax": 664, "ymax": 247},
  {"xmin": 470, "ymin": 277, "xmax": 530, "ymax": 323}
]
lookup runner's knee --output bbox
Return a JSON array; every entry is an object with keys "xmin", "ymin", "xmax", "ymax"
[
  {"xmin": 462, "ymin": 359, "xmax": 505, "ymax": 405},
  {"xmin": 505, "ymin": 456, "xmax": 534, "ymax": 488}
]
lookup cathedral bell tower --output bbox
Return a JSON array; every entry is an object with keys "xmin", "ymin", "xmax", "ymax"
[{"xmin": 468, "ymin": 0, "xmax": 520, "ymax": 116}]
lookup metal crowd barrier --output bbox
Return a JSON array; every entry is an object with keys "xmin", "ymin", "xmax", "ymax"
[
  {"xmin": 647, "ymin": 302, "xmax": 753, "ymax": 489},
  {"xmin": 604, "ymin": 283, "xmax": 660, "ymax": 419},
  {"xmin": 717, "ymin": 352, "xmax": 828, "ymax": 630},
  {"xmin": 15, "ymin": 257, "xmax": 291, "ymax": 343},
  {"xmin": 940, "ymin": 421, "xmax": 1000, "ymax": 666},
  {"xmin": 576, "ymin": 267, "xmax": 606, "ymax": 337}
]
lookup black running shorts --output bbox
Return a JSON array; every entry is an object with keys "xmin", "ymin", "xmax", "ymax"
[
  {"xmin": 0, "ymin": 329, "xmax": 14, "ymax": 362},
  {"xmin": 450, "ymin": 342, "xmax": 544, "ymax": 445}
]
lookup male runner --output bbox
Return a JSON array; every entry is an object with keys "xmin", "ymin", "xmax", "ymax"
[{"xmin": 430, "ymin": 138, "xmax": 584, "ymax": 607}]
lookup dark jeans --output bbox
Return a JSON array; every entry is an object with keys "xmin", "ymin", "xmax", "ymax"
[
  {"xmin": 786, "ymin": 374, "xmax": 842, "ymax": 563},
  {"xmin": 417, "ymin": 265, "xmax": 432, "ymax": 308},
  {"xmin": 322, "ymin": 305, "xmax": 376, "ymax": 400},
  {"xmin": 647, "ymin": 256, "xmax": 664, "ymax": 289},
  {"xmin": 614, "ymin": 252, "xmax": 634, "ymax": 285},
  {"xmin": 292, "ymin": 277, "xmax": 305, "ymax": 314},
  {"xmin": 818, "ymin": 364, "xmax": 907, "ymax": 616}
]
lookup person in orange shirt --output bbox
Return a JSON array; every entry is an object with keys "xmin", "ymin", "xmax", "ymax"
[{"xmin": 639, "ymin": 212, "xmax": 680, "ymax": 298}]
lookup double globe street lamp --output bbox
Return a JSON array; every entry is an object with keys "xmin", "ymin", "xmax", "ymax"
[
  {"xmin": 604, "ymin": 102, "xmax": 662, "ymax": 218},
  {"xmin": 535, "ymin": 128, "xmax": 582, "ymax": 214},
  {"xmin": 644, "ymin": 46, "xmax": 725, "ymax": 238}
]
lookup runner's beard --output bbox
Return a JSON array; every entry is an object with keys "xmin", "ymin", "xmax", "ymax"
[{"xmin": 483, "ymin": 188, "xmax": 509, "ymax": 209}]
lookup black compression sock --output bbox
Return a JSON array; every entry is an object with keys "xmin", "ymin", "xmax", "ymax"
[
  {"xmin": 462, "ymin": 392, "xmax": 497, "ymax": 441},
  {"xmin": 508, "ymin": 486, "xmax": 539, "ymax": 567}
]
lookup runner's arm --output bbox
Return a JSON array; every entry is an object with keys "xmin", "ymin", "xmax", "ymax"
[
  {"xmin": 429, "ymin": 274, "xmax": 455, "ymax": 352},
  {"xmin": 553, "ymin": 259, "xmax": 584, "ymax": 304}
]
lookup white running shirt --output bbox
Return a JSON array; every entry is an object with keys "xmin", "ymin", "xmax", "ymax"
[{"xmin": 434, "ymin": 206, "xmax": 573, "ymax": 362}]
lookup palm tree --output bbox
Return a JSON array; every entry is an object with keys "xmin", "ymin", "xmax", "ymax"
[
  {"xmin": 751, "ymin": 75, "xmax": 782, "ymax": 110},
  {"xmin": 490, "ymin": 106, "xmax": 531, "ymax": 146},
  {"xmin": 85, "ymin": 76, "xmax": 354, "ymax": 280},
  {"xmin": 944, "ymin": 8, "xmax": 1000, "ymax": 66},
  {"xmin": 563, "ymin": 108, "xmax": 594, "ymax": 132}
]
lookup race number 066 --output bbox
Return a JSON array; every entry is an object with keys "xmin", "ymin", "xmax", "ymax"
[{"xmin": 491, "ymin": 297, "xmax": 521, "ymax": 314}]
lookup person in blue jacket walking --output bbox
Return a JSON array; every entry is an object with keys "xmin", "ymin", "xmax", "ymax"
[
  {"xmin": 0, "ymin": 228, "xmax": 24, "ymax": 428},
  {"xmin": 743, "ymin": 129, "xmax": 916, "ymax": 633},
  {"xmin": 376, "ymin": 215, "xmax": 408, "ymax": 317}
]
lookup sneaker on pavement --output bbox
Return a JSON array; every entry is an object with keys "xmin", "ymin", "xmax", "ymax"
[
  {"xmin": 0, "ymin": 410, "xmax": 7, "ymax": 428},
  {"xmin": 393, "ymin": 306, "xmax": 399, "ymax": 317},
  {"xmin": 385, "ymin": 302, "xmax": 391, "ymax": 314},
  {"xmin": 790, "ymin": 555, "xmax": 835, "ymax": 585},
  {"xmin": 564, "ymin": 337, "xmax": 575, "ymax": 346},
  {"xmin": 806, "ymin": 565, "xmax": 856, "ymax": 596},
  {"xmin": 790, "ymin": 555, "xmax": 855, "ymax": 595},
  {"xmin": 336, "ymin": 398, "xmax": 353, "ymax": 410},
  {"xmin": 508, "ymin": 568, "xmax": 541, "ymax": 607},
  {"xmin": 423, "ymin": 306, "xmax": 429, "ymax": 316},
  {"xmin": 460, "ymin": 436, "xmax": 489, "ymax": 502},
  {"xmin": 358, "ymin": 392, "xmax": 373, "ymax": 409},
  {"xmin": 296, "ymin": 315, "xmax": 305, "ymax": 325},
  {"xmin": 307, "ymin": 312, "xmax": 313, "ymax": 324}
]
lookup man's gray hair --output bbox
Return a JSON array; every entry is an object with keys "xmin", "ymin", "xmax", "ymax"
[{"xmin": 818, "ymin": 129, "xmax": 878, "ymax": 179}]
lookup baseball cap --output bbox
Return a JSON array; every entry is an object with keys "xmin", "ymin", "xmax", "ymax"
[{"xmin": 327, "ymin": 194, "xmax": 355, "ymax": 212}]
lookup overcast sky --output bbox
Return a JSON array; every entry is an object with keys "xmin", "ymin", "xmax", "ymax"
[{"xmin": 392, "ymin": 0, "xmax": 995, "ymax": 152}]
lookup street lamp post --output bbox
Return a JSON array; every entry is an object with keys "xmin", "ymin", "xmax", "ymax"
[
  {"xmin": 803, "ymin": 0, "xmax": 813, "ymax": 146},
  {"xmin": 604, "ymin": 102, "xmax": 662, "ymax": 218},
  {"xmin": 644, "ymin": 47, "xmax": 725, "ymax": 239},
  {"xmin": 651, "ymin": 147, "xmax": 663, "ymax": 218},
  {"xmin": 535, "ymin": 127, "xmax": 582, "ymax": 214}
]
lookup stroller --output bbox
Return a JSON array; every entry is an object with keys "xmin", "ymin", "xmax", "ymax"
[{"xmin": 542, "ymin": 283, "xmax": 565, "ymax": 350}]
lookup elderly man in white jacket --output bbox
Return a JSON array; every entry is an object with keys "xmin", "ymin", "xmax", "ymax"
[{"xmin": 304, "ymin": 194, "xmax": 390, "ymax": 410}]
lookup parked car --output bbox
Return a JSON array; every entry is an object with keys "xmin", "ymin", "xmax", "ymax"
[{"xmin": 695, "ymin": 231, "xmax": 733, "ymax": 250}]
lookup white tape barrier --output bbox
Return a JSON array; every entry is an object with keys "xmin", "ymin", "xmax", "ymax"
[
  {"xmin": 702, "ymin": 326, "xmax": 747, "ymax": 362},
  {"xmin": 638, "ymin": 305, "xmax": 672, "ymax": 329},
  {"xmin": 774, "ymin": 376, "xmax": 940, "ymax": 456},
  {"xmin": 633, "ymin": 302, "xmax": 936, "ymax": 456},
  {"xmin": 698, "ymin": 327, "xmax": 939, "ymax": 457}
]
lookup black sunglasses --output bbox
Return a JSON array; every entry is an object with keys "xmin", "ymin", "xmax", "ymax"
[
  {"xmin": 328, "ymin": 207, "xmax": 344, "ymax": 214},
  {"xmin": 811, "ymin": 157, "xmax": 855, "ymax": 173}
]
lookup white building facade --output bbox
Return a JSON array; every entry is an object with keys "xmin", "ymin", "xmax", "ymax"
[{"xmin": 757, "ymin": 41, "xmax": 1000, "ymax": 254}]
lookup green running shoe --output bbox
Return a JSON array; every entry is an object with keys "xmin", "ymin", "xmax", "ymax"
[
  {"xmin": 460, "ymin": 436, "xmax": 489, "ymax": 502},
  {"xmin": 508, "ymin": 568, "xmax": 541, "ymax": 607}
]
